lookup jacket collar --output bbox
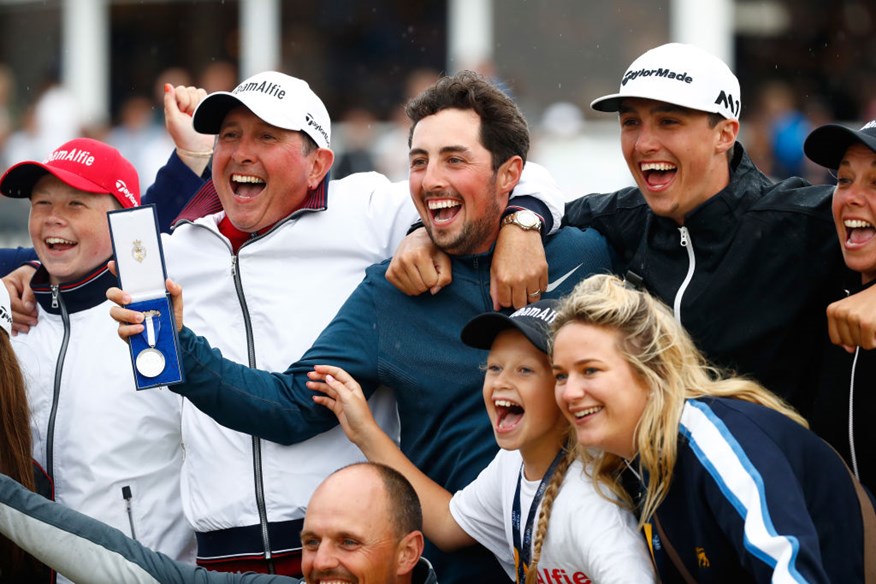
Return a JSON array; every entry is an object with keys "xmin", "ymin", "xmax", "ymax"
[{"xmin": 30, "ymin": 261, "xmax": 118, "ymax": 315}]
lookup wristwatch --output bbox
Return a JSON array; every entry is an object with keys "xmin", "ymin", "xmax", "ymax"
[{"xmin": 501, "ymin": 209, "xmax": 542, "ymax": 232}]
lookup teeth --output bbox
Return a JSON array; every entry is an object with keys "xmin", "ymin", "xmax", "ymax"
[
  {"xmin": 427, "ymin": 199, "xmax": 461, "ymax": 210},
  {"xmin": 640, "ymin": 162, "xmax": 676, "ymax": 172},
  {"xmin": 45, "ymin": 237, "xmax": 74, "ymax": 245},
  {"xmin": 574, "ymin": 406, "xmax": 602, "ymax": 418},
  {"xmin": 232, "ymin": 174, "xmax": 265, "ymax": 184},
  {"xmin": 845, "ymin": 219, "xmax": 873, "ymax": 229},
  {"xmin": 494, "ymin": 399, "xmax": 519, "ymax": 408}
]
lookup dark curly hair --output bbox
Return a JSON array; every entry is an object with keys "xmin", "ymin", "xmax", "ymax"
[{"xmin": 404, "ymin": 70, "xmax": 529, "ymax": 170}]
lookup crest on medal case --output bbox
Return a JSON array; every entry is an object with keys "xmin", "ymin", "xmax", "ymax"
[{"xmin": 132, "ymin": 239, "xmax": 146, "ymax": 263}]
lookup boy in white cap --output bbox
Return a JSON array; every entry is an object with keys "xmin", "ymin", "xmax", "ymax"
[{"xmin": 0, "ymin": 138, "xmax": 195, "ymax": 582}]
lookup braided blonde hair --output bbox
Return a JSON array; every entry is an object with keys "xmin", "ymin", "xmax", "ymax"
[
  {"xmin": 524, "ymin": 432, "xmax": 577, "ymax": 584},
  {"xmin": 551, "ymin": 274, "xmax": 806, "ymax": 526}
]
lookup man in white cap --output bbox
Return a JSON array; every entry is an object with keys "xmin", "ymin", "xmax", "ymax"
[
  {"xmin": 0, "ymin": 138, "xmax": 196, "ymax": 582},
  {"xmin": 117, "ymin": 70, "xmax": 564, "ymax": 578},
  {"xmin": 557, "ymin": 42, "xmax": 860, "ymax": 418}
]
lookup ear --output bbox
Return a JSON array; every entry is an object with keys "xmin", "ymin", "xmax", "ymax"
[
  {"xmin": 496, "ymin": 155, "xmax": 524, "ymax": 197},
  {"xmin": 395, "ymin": 530, "xmax": 424, "ymax": 576},
  {"xmin": 715, "ymin": 119, "xmax": 739, "ymax": 155},
  {"xmin": 308, "ymin": 148, "xmax": 335, "ymax": 190}
]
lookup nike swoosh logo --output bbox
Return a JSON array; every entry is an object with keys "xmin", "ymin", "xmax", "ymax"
[{"xmin": 545, "ymin": 263, "xmax": 584, "ymax": 293}]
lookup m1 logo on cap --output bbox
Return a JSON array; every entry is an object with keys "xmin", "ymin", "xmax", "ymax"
[{"xmin": 714, "ymin": 90, "xmax": 741, "ymax": 117}]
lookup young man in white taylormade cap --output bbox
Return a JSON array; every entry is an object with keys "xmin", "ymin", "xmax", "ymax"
[
  {"xmin": 114, "ymin": 70, "xmax": 564, "ymax": 578},
  {"xmin": 559, "ymin": 42, "xmax": 854, "ymax": 418}
]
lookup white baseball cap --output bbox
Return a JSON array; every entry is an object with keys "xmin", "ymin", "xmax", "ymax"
[
  {"xmin": 193, "ymin": 71, "xmax": 331, "ymax": 148},
  {"xmin": 0, "ymin": 284, "xmax": 12, "ymax": 337},
  {"xmin": 591, "ymin": 43, "xmax": 741, "ymax": 120}
]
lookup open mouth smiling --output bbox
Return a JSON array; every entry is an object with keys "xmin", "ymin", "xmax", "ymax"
[
  {"xmin": 571, "ymin": 405, "xmax": 603, "ymax": 420},
  {"xmin": 45, "ymin": 236, "xmax": 77, "ymax": 251},
  {"xmin": 640, "ymin": 161, "xmax": 677, "ymax": 188},
  {"xmin": 494, "ymin": 398, "xmax": 524, "ymax": 431},
  {"xmin": 231, "ymin": 174, "xmax": 266, "ymax": 198},
  {"xmin": 844, "ymin": 218, "xmax": 876, "ymax": 246},
  {"xmin": 427, "ymin": 198, "xmax": 461, "ymax": 224}
]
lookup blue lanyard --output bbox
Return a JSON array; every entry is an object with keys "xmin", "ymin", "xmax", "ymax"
[{"xmin": 511, "ymin": 450, "xmax": 565, "ymax": 583}]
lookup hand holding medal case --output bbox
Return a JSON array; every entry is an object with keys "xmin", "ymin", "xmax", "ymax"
[{"xmin": 108, "ymin": 204, "xmax": 184, "ymax": 389}]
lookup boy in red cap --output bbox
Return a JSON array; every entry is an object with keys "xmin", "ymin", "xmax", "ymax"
[{"xmin": 0, "ymin": 138, "xmax": 195, "ymax": 582}]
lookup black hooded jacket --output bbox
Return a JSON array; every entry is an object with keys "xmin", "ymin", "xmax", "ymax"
[{"xmin": 564, "ymin": 143, "xmax": 845, "ymax": 418}]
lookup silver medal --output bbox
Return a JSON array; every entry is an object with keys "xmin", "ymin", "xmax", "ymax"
[
  {"xmin": 136, "ymin": 310, "xmax": 165, "ymax": 378},
  {"xmin": 136, "ymin": 347, "xmax": 166, "ymax": 378}
]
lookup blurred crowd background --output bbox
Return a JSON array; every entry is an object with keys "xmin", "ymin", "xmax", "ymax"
[{"xmin": 0, "ymin": 0, "xmax": 873, "ymax": 245}]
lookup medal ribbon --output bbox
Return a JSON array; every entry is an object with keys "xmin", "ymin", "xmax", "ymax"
[
  {"xmin": 511, "ymin": 450, "xmax": 564, "ymax": 583},
  {"xmin": 142, "ymin": 311, "xmax": 161, "ymax": 348}
]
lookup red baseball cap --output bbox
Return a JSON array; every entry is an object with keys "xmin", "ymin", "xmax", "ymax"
[{"xmin": 0, "ymin": 138, "xmax": 140, "ymax": 208}]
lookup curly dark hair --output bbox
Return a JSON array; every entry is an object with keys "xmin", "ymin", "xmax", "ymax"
[{"xmin": 404, "ymin": 70, "xmax": 529, "ymax": 170}]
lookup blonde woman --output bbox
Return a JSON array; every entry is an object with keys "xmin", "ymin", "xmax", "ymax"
[{"xmin": 551, "ymin": 274, "xmax": 874, "ymax": 583}]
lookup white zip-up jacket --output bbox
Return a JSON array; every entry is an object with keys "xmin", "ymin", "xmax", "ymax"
[
  {"xmin": 162, "ymin": 171, "xmax": 414, "ymax": 560},
  {"xmin": 13, "ymin": 266, "xmax": 196, "ymax": 583}
]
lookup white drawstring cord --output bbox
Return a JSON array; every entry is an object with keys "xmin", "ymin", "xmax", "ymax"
[{"xmin": 848, "ymin": 346, "xmax": 860, "ymax": 480}]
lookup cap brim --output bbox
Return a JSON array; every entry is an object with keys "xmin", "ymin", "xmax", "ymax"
[
  {"xmin": 461, "ymin": 311, "xmax": 550, "ymax": 354},
  {"xmin": 192, "ymin": 92, "xmax": 243, "ymax": 134},
  {"xmin": 0, "ymin": 162, "xmax": 112, "ymax": 199},
  {"xmin": 804, "ymin": 124, "xmax": 876, "ymax": 170},
  {"xmin": 590, "ymin": 91, "xmax": 730, "ymax": 118},
  {"xmin": 590, "ymin": 93, "xmax": 625, "ymax": 113},
  {"xmin": 461, "ymin": 312, "xmax": 516, "ymax": 351}
]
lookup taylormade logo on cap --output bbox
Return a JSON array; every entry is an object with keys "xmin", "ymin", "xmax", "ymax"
[
  {"xmin": 591, "ymin": 43, "xmax": 742, "ymax": 120},
  {"xmin": 622, "ymin": 67, "xmax": 693, "ymax": 86},
  {"xmin": 305, "ymin": 113, "xmax": 330, "ymax": 146}
]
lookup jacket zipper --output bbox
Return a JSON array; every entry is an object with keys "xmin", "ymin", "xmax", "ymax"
[
  {"xmin": 122, "ymin": 485, "xmax": 137, "ymax": 540},
  {"xmin": 231, "ymin": 254, "xmax": 274, "ymax": 572},
  {"xmin": 673, "ymin": 226, "xmax": 696, "ymax": 324},
  {"xmin": 46, "ymin": 285, "xmax": 71, "ymax": 481}
]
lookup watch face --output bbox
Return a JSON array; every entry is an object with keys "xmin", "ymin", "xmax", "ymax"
[{"xmin": 517, "ymin": 211, "xmax": 539, "ymax": 228}]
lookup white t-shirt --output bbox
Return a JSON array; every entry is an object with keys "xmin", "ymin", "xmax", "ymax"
[{"xmin": 449, "ymin": 449, "xmax": 655, "ymax": 583}]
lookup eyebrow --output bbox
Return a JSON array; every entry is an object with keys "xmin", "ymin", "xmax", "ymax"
[{"xmin": 408, "ymin": 145, "xmax": 470, "ymax": 159}]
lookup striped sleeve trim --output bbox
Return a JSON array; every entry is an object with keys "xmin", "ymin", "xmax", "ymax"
[{"xmin": 679, "ymin": 400, "xmax": 805, "ymax": 582}]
